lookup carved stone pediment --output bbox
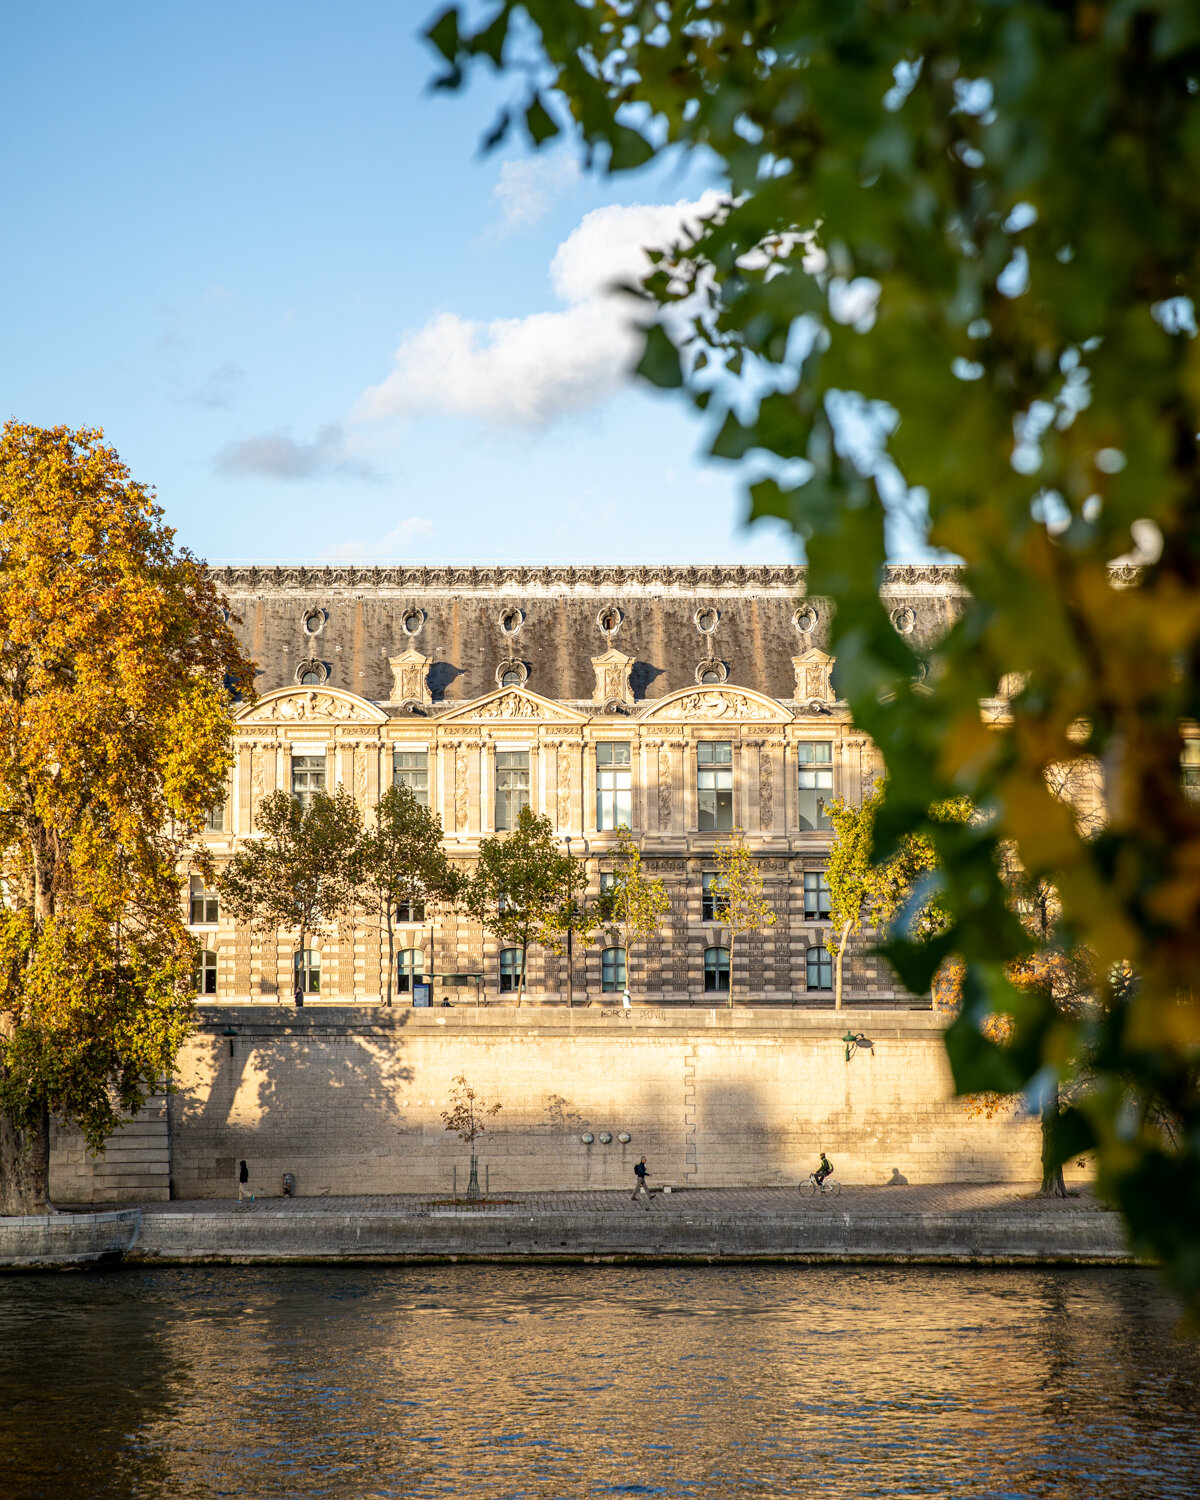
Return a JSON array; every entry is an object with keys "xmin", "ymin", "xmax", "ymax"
[
  {"xmin": 591, "ymin": 647, "xmax": 634, "ymax": 707},
  {"xmin": 387, "ymin": 648, "xmax": 432, "ymax": 706},
  {"xmin": 437, "ymin": 688, "xmax": 589, "ymax": 724},
  {"xmin": 792, "ymin": 649, "xmax": 835, "ymax": 704},
  {"xmin": 235, "ymin": 688, "xmax": 388, "ymax": 726},
  {"xmin": 638, "ymin": 686, "xmax": 793, "ymax": 723}
]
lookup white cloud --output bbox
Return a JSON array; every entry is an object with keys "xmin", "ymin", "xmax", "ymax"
[
  {"xmin": 324, "ymin": 517, "xmax": 435, "ymax": 562},
  {"xmin": 485, "ymin": 154, "xmax": 579, "ymax": 239},
  {"xmin": 357, "ymin": 191, "xmax": 726, "ymax": 428},
  {"xmin": 214, "ymin": 423, "xmax": 376, "ymax": 481}
]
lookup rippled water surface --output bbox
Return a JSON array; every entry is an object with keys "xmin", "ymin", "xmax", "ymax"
[{"xmin": 2, "ymin": 1265, "xmax": 1198, "ymax": 1499}]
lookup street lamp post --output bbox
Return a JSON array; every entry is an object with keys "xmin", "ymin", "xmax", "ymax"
[{"xmin": 565, "ymin": 835, "xmax": 574, "ymax": 1009}]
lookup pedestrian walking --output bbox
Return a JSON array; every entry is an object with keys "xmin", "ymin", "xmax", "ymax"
[
  {"xmin": 294, "ymin": 982, "xmax": 304, "ymax": 1008},
  {"xmin": 237, "ymin": 1159, "xmax": 254, "ymax": 1203},
  {"xmin": 630, "ymin": 1155, "xmax": 652, "ymax": 1209}
]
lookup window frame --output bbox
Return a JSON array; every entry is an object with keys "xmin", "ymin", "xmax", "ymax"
[
  {"xmin": 294, "ymin": 947, "xmax": 321, "ymax": 995},
  {"xmin": 704, "ymin": 945, "xmax": 731, "ymax": 993},
  {"xmin": 292, "ymin": 753, "xmax": 327, "ymax": 812},
  {"xmin": 596, "ymin": 741, "xmax": 632, "ymax": 831},
  {"xmin": 701, "ymin": 871, "xmax": 728, "ymax": 923},
  {"xmin": 806, "ymin": 945, "xmax": 833, "ymax": 992},
  {"xmin": 188, "ymin": 876, "xmax": 219, "ymax": 927},
  {"xmin": 396, "ymin": 948, "xmax": 424, "ymax": 995},
  {"xmin": 797, "ymin": 741, "xmax": 833, "ymax": 831},
  {"xmin": 499, "ymin": 947, "xmax": 523, "ymax": 992},
  {"xmin": 804, "ymin": 870, "xmax": 832, "ymax": 920},
  {"xmin": 495, "ymin": 748, "xmax": 530, "ymax": 831},
  {"xmin": 197, "ymin": 949, "xmax": 217, "ymax": 996},
  {"xmin": 393, "ymin": 747, "xmax": 430, "ymax": 808},
  {"xmin": 601, "ymin": 946, "xmax": 627, "ymax": 992},
  {"xmin": 697, "ymin": 741, "xmax": 734, "ymax": 832}
]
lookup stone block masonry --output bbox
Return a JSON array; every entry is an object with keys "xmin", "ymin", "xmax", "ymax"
[{"xmin": 50, "ymin": 1007, "xmax": 1090, "ymax": 1202}]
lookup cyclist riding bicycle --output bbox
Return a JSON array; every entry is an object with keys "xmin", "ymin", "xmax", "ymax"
[{"xmin": 814, "ymin": 1152, "xmax": 833, "ymax": 1187}]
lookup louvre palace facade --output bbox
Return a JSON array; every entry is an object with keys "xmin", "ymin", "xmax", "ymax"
[{"xmin": 193, "ymin": 563, "xmax": 968, "ymax": 1006}]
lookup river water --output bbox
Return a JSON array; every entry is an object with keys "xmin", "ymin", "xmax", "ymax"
[{"xmin": 1, "ymin": 1265, "xmax": 1197, "ymax": 1499}]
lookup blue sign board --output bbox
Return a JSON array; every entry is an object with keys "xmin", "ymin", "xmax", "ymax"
[{"xmin": 412, "ymin": 982, "xmax": 432, "ymax": 1008}]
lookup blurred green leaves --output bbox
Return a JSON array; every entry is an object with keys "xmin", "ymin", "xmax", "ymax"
[{"xmin": 429, "ymin": 1, "xmax": 1200, "ymax": 1316}]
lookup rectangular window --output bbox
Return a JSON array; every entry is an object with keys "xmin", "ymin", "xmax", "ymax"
[
  {"xmin": 495, "ymin": 749, "xmax": 530, "ymax": 831},
  {"xmin": 292, "ymin": 754, "xmax": 326, "ymax": 811},
  {"xmin": 702, "ymin": 872, "xmax": 728, "ymax": 922},
  {"xmin": 806, "ymin": 945, "xmax": 833, "ymax": 991},
  {"xmin": 697, "ymin": 741, "xmax": 733, "ymax": 832},
  {"xmin": 804, "ymin": 871, "xmax": 832, "ymax": 920},
  {"xmin": 205, "ymin": 802, "xmax": 225, "ymax": 833},
  {"xmin": 797, "ymin": 742, "xmax": 833, "ymax": 830},
  {"xmin": 1183, "ymin": 741, "xmax": 1200, "ymax": 804},
  {"xmin": 596, "ymin": 741, "xmax": 632, "ymax": 830},
  {"xmin": 704, "ymin": 946, "xmax": 730, "ymax": 993},
  {"xmin": 394, "ymin": 897, "xmax": 426, "ymax": 924},
  {"xmin": 599, "ymin": 872, "xmax": 616, "ymax": 895},
  {"xmin": 197, "ymin": 950, "xmax": 217, "ymax": 996},
  {"xmin": 189, "ymin": 876, "xmax": 218, "ymax": 926},
  {"xmin": 499, "ymin": 948, "xmax": 523, "ymax": 992},
  {"xmin": 396, "ymin": 948, "xmax": 424, "ymax": 994},
  {"xmin": 601, "ymin": 947, "xmax": 627, "ymax": 992},
  {"xmin": 393, "ymin": 748, "xmax": 429, "ymax": 807},
  {"xmin": 294, "ymin": 948, "xmax": 321, "ymax": 995}
]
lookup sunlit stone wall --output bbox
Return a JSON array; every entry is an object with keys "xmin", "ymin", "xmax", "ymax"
[{"xmin": 143, "ymin": 1007, "xmax": 1058, "ymax": 1198}]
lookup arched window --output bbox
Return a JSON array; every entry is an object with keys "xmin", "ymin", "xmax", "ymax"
[
  {"xmin": 294, "ymin": 948, "xmax": 321, "ymax": 995},
  {"xmin": 704, "ymin": 946, "xmax": 730, "ymax": 993},
  {"xmin": 499, "ymin": 948, "xmax": 523, "ymax": 992},
  {"xmin": 501, "ymin": 668, "xmax": 523, "ymax": 688},
  {"xmin": 397, "ymin": 948, "xmax": 424, "ymax": 995},
  {"xmin": 601, "ymin": 947, "xmax": 626, "ymax": 992},
  {"xmin": 196, "ymin": 950, "xmax": 217, "ymax": 996},
  {"xmin": 299, "ymin": 668, "xmax": 323, "ymax": 686},
  {"xmin": 806, "ymin": 945, "xmax": 833, "ymax": 992}
]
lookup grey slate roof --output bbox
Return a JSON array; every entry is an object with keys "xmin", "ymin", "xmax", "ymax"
[{"xmin": 210, "ymin": 563, "xmax": 967, "ymax": 708}]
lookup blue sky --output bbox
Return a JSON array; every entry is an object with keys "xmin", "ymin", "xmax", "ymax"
[{"xmin": 0, "ymin": 1, "xmax": 811, "ymax": 567}]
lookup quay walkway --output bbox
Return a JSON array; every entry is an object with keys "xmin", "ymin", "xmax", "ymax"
[{"xmin": 14, "ymin": 1183, "xmax": 1134, "ymax": 1268}]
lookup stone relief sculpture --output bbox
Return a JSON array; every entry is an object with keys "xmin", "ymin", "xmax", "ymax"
[
  {"xmin": 648, "ymin": 689, "xmax": 785, "ymax": 722},
  {"xmin": 353, "ymin": 750, "xmax": 367, "ymax": 810},
  {"xmin": 556, "ymin": 746, "xmax": 571, "ymax": 826},
  {"xmin": 759, "ymin": 749, "xmax": 773, "ymax": 829},
  {"xmin": 792, "ymin": 649, "xmax": 835, "ymax": 703},
  {"xmin": 474, "ymin": 690, "xmax": 545, "ymax": 719},
  {"xmin": 590, "ymin": 647, "xmax": 634, "ymax": 707},
  {"xmin": 454, "ymin": 744, "xmax": 469, "ymax": 832},
  {"xmin": 244, "ymin": 690, "xmax": 382, "ymax": 724},
  {"xmin": 250, "ymin": 746, "xmax": 265, "ymax": 821},
  {"xmin": 658, "ymin": 746, "xmax": 672, "ymax": 830},
  {"xmin": 387, "ymin": 648, "xmax": 432, "ymax": 705}
]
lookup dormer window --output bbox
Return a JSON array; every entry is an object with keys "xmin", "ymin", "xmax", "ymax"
[
  {"xmin": 303, "ymin": 609, "xmax": 325, "ymax": 635},
  {"xmin": 501, "ymin": 668, "xmax": 522, "ymax": 688}
]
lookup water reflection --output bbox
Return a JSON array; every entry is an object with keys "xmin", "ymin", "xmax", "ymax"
[{"xmin": 1, "ymin": 1266, "xmax": 1197, "ymax": 1498}]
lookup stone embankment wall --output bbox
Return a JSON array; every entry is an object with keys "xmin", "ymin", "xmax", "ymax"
[
  {"xmin": 51, "ymin": 1006, "xmax": 1073, "ymax": 1201},
  {"xmin": 49, "ymin": 1094, "xmax": 170, "ymax": 1204}
]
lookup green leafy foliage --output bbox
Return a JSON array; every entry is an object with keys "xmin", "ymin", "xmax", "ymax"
[
  {"xmin": 355, "ymin": 784, "xmax": 466, "ymax": 1006},
  {"xmin": 219, "ymin": 788, "xmax": 363, "ymax": 989},
  {"xmin": 431, "ymin": 1, "xmax": 1200, "ymax": 1312},
  {"xmin": 713, "ymin": 829, "xmax": 777, "ymax": 1008},
  {"xmin": 0, "ymin": 422, "xmax": 255, "ymax": 1210},
  {"xmin": 469, "ymin": 807, "xmax": 571, "ymax": 1006},
  {"xmin": 596, "ymin": 826, "xmax": 671, "ymax": 997}
]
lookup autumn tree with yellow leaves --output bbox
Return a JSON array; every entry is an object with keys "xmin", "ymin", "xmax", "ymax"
[
  {"xmin": 0, "ymin": 423, "xmax": 254, "ymax": 1214},
  {"xmin": 713, "ymin": 829, "xmax": 777, "ymax": 1009}
]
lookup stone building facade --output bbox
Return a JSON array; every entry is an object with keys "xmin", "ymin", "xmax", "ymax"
[{"xmin": 194, "ymin": 563, "xmax": 969, "ymax": 1007}]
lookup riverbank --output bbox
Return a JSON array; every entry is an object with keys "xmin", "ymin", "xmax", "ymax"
[{"xmin": 3, "ymin": 1185, "xmax": 1136, "ymax": 1268}]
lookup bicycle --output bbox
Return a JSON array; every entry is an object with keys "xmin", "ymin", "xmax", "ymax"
[{"xmin": 800, "ymin": 1173, "xmax": 841, "ymax": 1198}]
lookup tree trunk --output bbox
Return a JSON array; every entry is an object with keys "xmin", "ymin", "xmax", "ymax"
[
  {"xmin": 727, "ymin": 934, "xmax": 736, "ymax": 1009},
  {"xmin": 1039, "ymin": 1077, "xmax": 1068, "ymax": 1197},
  {"xmin": 517, "ymin": 938, "xmax": 526, "ymax": 1008},
  {"xmin": 834, "ymin": 919, "xmax": 852, "ymax": 1012},
  {"xmin": 0, "ymin": 1101, "xmax": 51, "ymax": 1215},
  {"xmin": 385, "ymin": 902, "xmax": 394, "ymax": 1007}
]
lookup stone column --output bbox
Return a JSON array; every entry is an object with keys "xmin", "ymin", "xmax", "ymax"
[
  {"xmin": 680, "ymin": 739, "xmax": 695, "ymax": 834},
  {"xmin": 583, "ymin": 737, "xmax": 597, "ymax": 835},
  {"xmin": 275, "ymin": 741, "xmax": 290, "ymax": 795},
  {"xmin": 236, "ymin": 742, "xmax": 253, "ymax": 836},
  {"xmin": 478, "ymin": 738, "xmax": 492, "ymax": 835}
]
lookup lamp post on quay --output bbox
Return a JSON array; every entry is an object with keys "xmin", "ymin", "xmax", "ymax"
[{"xmin": 564, "ymin": 835, "xmax": 574, "ymax": 1009}]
